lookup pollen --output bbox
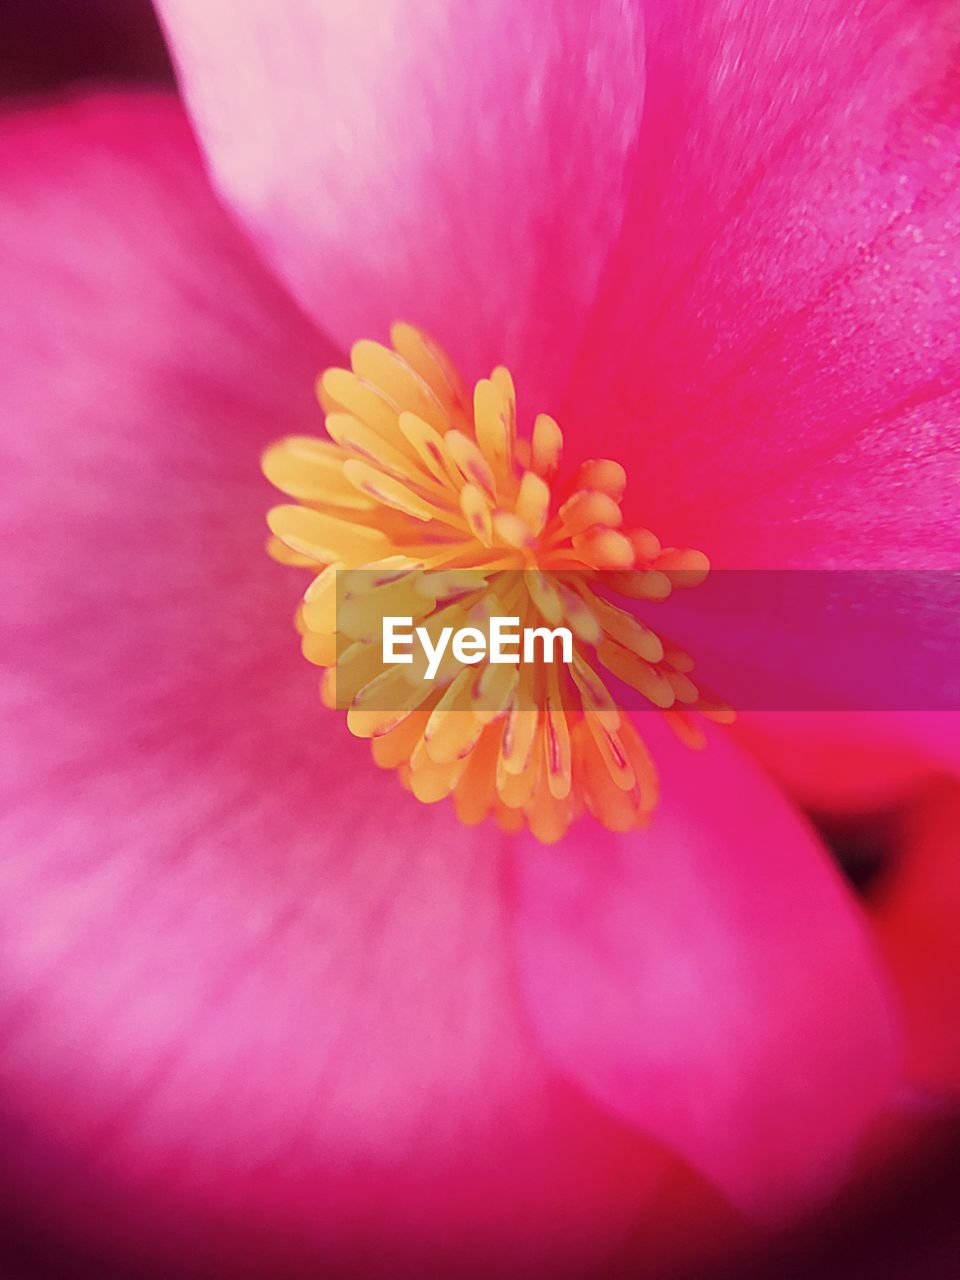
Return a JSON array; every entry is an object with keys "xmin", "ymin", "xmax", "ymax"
[{"xmin": 263, "ymin": 324, "xmax": 733, "ymax": 843}]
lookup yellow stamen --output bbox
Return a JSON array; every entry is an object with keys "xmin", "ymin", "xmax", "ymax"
[{"xmin": 264, "ymin": 325, "xmax": 732, "ymax": 843}]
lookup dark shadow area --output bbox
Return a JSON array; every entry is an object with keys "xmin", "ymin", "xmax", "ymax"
[{"xmin": 2, "ymin": 0, "xmax": 172, "ymax": 98}]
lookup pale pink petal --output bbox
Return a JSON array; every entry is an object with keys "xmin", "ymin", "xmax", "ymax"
[
  {"xmin": 154, "ymin": 0, "xmax": 647, "ymax": 409},
  {"xmin": 0, "ymin": 96, "xmax": 661, "ymax": 1276},
  {"xmin": 511, "ymin": 719, "xmax": 900, "ymax": 1219},
  {"xmin": 560, "ymin": 0, "xmax": 960, "ymax": 567}
]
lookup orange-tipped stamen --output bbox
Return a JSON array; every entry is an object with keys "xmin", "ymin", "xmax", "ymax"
[{"xmin": 264, "ymin": 325, "xmax": 732, "ymax": 843}]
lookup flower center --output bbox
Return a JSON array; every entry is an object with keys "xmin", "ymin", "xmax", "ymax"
[{"xmin": 263, "ymin": 324, "xmax": 732, "ymax": 843}]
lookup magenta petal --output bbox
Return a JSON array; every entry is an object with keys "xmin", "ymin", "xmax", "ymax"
[
  {"xmin": 0, "ymin": 97, "xmax": 661, "ymax": 1276},
  {"xmin": 734, "ymin": 712, "xmax": 960, "ymax": 812},
  {"xmin": 873, "ymin": 782, "xmax": 960, "ymax": 1094},
  {"xmin": 155, "ymin": 0, "xmax": 647, "ymax": 408},
  {"xmin": 560, "ymin": 0, "xmax": 960, "ymax": 567},
  {"xmin": 511, "ymin": 721, "xmax": 899, "ymax": 1218}
]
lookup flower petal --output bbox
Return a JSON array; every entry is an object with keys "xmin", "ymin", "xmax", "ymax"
[
  {"xmin": 734, "ymin": 713, "xmax": 960, "ymax": 812},
  {"xmin": 560, "ymin": 0, "xmax": 960, "ymax": 567},
  {"xmin": 511, "ymin": 719, "xmax": 900, "ymax": 1218},
  {"xmin": 0, "ymin": 96, "xmax": 660, "ymax": 1276},
  {"xmin": 154, "ymin": 0, "xmax": 647, "ymax": 410},
  {"xmin": 873, "ymin": 781, "xmax": 960, "ymax": 1094}
]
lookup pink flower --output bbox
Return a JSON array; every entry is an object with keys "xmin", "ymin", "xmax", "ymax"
[{"xmin": 1, "ymin": 2, "xmax": 958, "ymax": 1276}]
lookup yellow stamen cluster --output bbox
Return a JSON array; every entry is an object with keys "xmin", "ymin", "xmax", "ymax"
[{"xmin": 264, "ymin": 324, "xmax": 732, "ymax": 843}]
